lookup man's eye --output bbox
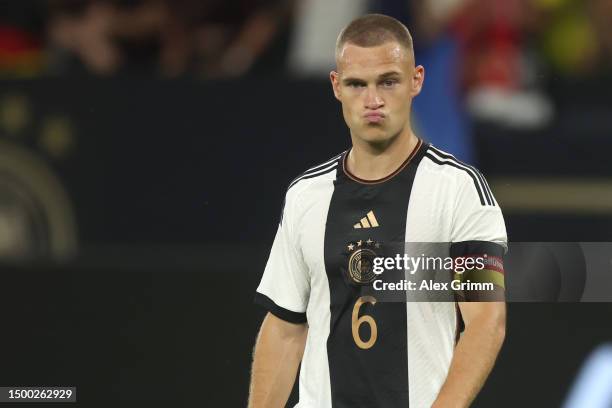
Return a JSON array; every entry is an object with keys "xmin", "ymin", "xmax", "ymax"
[
  {"xmin": 382, "ymin": 80, "xmax": 397, "ymax": 87},
  {"xmin": 348, "ymin": 82, "xmax": 365, "ymax": 88}
]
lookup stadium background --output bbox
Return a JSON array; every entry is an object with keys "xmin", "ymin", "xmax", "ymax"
[{"xmin": 1, "ymin": 1, "xmax": 611, "ymax": 406}]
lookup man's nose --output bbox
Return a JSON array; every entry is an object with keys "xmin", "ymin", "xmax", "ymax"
[{"xmin": 364, "ymin": 86, "xmax": 383, "ymax": 109}]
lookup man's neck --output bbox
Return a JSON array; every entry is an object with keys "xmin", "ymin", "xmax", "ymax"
[{"xmin": 346, "ymin": 129, "xmax": 419, "ymax": 181}]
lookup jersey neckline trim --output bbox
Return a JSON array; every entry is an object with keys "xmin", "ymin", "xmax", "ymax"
[{"xmin": 341, "ymin": 138, "xmax": 424, "ymax": 185}]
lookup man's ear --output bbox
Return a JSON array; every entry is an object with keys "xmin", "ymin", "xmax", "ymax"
[
  {"xmin": 411, "ymin": 65, "xmax": 425, "ymax": 97},
  {"xmin": 330, "ymin": 70, "xmax": 341, "ymax": 101}
]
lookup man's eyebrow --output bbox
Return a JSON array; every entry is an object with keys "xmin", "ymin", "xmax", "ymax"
[
  {"xmin": 378, "ymin": 71, "xmax": 402, "ymax": 79},
  {"xmin": 341, "ymin": 76, "xmax": 366, "ymax": 84},
  {"xmin": 341, "ymin": 71, "xmax": 402, "ymax": 84}
]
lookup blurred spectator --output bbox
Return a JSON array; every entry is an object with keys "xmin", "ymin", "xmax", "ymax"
[
  {"xmin": 47, "ymin": 0, "xmax": 133, "ymax": 75},
  {"xmin": 538, "ymin": 0, "xmax": 612, "ymax": 78},
  {"xmin": 0, "ymin": 1, "xmax": 46, "ymax": 77},
  {"xmin": 454, "ymin": 0, "xmax": 553, "ymax": 128},
  {"xmin": 160, "ymin": 0, "xmax": 294, "ymax": 78},
  {"xmin": 528, "ymin": 0, "xmax": 612, "ymax": 126},
  {"xmin": 537, "ymin": 0, "xmax": 599, "ymax": 77},
  {"xmin": 46, "ymin": 0, "xmax": 293, "ymax": 77}
]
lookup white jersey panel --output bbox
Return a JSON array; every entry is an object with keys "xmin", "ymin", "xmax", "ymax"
[
  {"xmin": 292, "ymin": 171, "xmax": 337, "ymax": 408},
  {"xmin": 405, "ymin": 156, "xmax": 460, "ymax": 408},
  {"xmin": 256, "ymin": 181, "xmax": 312, "ymax": 316},
  {"xmin": 403, "ymin": 146, "xmax": 508, "ymax": 407}
]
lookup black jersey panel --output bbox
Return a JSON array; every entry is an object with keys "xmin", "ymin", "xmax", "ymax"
[{"xmin": 324, "ymin": 142, "xmax": 427, "ymax": 407}]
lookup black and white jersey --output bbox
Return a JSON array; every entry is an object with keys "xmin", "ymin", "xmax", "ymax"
[{"xmin": 255, "ymin": 140, "xmax": 507, "ymax": 407}]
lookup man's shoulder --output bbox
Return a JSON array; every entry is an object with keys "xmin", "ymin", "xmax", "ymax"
[
  {"xmin": 420, "ymin": 145, "xmax": 483, "ymax": 182},
  {"xmin": 286, "ymin": 151, "xmax": 345, "ymax": 195},
  {"xmin": 280, "ymin": 151, "xmax": 344, "ymax": 224},
  {"xmin": 420, "ymin": 144, "xmax": 497, "ymax": 207}
]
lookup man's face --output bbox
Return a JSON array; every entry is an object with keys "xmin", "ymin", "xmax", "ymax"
[{"xmin": 331, "ymin": 41, "xmax": 424, "ymax": 145}]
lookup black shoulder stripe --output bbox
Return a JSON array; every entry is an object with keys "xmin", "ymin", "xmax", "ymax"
[
  {"xmin": 428, "ymin": 146, "xmax": 493, "ymax": 205},
  {"xmin": 288, "ymin": 162, "xmax": 338, "ymax": 190},
  {"xmin": 280, "ymin": 153, "xmax": 341, "ymax": 225},
  {"xmin": 287, "ymin": 152, "xmax": 343, "ymax": 187},
  {"xmin": 469, "ymin": 166, "xmax": 493, "ymax": 206},
  {"xmin": 476, "ymin": 168, "xmax": 496, "ymax": 206},
  {"xmin": 474, "ymin": 170, "xmax": 493, "ymax": 206},
  {"xmin": 424, "ymin": 153, "xmax": 486, "ymax": 206},
  {"xmin": 306, "ymin": 152, "xmax": 343, "ymax": 174},
  {"xmin": 427, "ymin": 147, "xmax": 495, "ymax": 206},
  {"xmin": 280, "ymin": 162, "xmax": 338, "ymax": 225}
]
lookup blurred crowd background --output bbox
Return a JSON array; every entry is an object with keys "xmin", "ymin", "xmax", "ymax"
[
  {"xmin": 1, "ymin": 1, "xmax": 612, "ymax": 407},
  {"xmin": 3, "ymin": 0, "xmax": 612, "ymax": 80},
  {"xmin": 2, "ymin": 0, "xmax": 612, "ymax": 124}
]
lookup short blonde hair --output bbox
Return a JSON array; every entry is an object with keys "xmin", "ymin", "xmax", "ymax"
[{"xmin": 335, "ymin": 14, "xmax": 414, "ymax": 60}]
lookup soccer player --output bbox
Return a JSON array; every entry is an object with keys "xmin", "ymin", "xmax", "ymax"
[{"xmin": 249, "ymin": 14, "xmax": 507, "ymax": 408}]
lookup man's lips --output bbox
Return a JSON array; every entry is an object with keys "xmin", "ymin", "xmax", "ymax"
[{"xmin": 364, "ymin": 112, "xmax": 385, "ymax": 123}]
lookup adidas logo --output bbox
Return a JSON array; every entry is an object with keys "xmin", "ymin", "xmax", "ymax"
[{"xmin": 353, "ymin": 210, "xmax": 379, "ymax": 229}]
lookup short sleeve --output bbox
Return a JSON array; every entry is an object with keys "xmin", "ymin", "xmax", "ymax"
[
  {"xmin": 254, "ymin": 191, "xmax": 310, "ymax": 323},
  {"xmin": 450, "ymin": 171, "xmax": 507, "ymax": 298},
  {"xmin": 450, "ymin": 170, "xmax": 507, "ymax": 254}
]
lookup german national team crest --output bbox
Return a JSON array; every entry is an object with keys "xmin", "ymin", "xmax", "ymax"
[{"xmin": 346, "ymin": 238, "xmax": 381, "ymax": 285}]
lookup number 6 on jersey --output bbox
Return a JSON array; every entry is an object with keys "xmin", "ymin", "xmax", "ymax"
[{"xmin": 351, "ymin": 296, "xmax": 378, "ymax": 349}]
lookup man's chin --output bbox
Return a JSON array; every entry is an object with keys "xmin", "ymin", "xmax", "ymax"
[{"xmin": 359, "ymin": 130, "xmax": 395, "ymax": 145}]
